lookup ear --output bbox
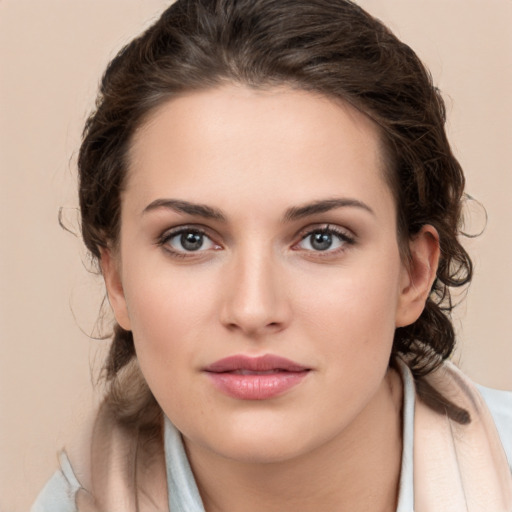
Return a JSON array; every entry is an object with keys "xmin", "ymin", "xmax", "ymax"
[
  {"xmin": 100, "ymin": 248, "xmax": 132, "ymax": 331},
  {"xmin": 395, "ymin": 225, "xmax": 440, "ymax": 327}
]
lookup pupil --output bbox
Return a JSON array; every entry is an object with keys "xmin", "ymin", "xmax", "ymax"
[
  {"xmin": 311, "ymin": 232, "xmax": 332, "ymax": 251},
  {"xmin": 181, "ymin": 232, "xmax": 203, "ymax": 251}
]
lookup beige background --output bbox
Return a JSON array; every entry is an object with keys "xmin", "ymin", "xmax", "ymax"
[{"xmin": 1, "ymin": 1, "xmax": 511, "ymax": 510}]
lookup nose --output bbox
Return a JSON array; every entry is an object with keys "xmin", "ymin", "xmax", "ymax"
[{"xmin": 220, "ymin": 247, "xmax": 291, "ymax": 337}]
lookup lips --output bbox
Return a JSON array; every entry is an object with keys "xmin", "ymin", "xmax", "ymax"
[{"xmin": 203, "ymin": 354, "xmax": 311, "ymax": 400}]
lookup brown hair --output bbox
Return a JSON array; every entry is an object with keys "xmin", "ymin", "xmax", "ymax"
[{"xmin": 78, "ymin": 0, "xmax": 471, "ymax": 422}]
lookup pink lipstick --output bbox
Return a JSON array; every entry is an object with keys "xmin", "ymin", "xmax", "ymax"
[{"xmin": 203, "ymin": 354, "xmax": 310, "ymax": 400}]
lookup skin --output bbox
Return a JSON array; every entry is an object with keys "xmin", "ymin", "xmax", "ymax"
[{"xmin": 102, "ymin": 84, "xmax": 439, "ymax": 512}]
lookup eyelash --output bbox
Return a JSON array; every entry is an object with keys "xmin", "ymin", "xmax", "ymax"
[
  {"xmin": 156, "ymin": 226, "xmax": 220, "ymax": 258},
  {"xmin": 293, "ymin": 225, "xmax": 355, "ymax": 256},
  {"xmin": 156, "ymin": 224, "xmax": 355, "ymax": 259}
]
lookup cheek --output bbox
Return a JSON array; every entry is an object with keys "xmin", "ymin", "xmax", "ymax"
[
  {"xmin": 122, "ymin": 268, "xmax": 217, "ymax": 383},
  {"xmin": 296, "ymin": 258, "xmax": 401, "ymax": 340},
  {"xmin": 294, "ymin": 255, "xmax": 402, "ymax": 397},
  {"xmin": 294, "ymin": 266, "xmax": 400, "ymax": 410}
]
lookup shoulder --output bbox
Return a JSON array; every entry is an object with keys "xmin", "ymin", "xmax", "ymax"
[
  {"xmin": 30, "ymin": 403, "xmax": 110, "ymax": 512},
  {"xmin": 31, "ymin": 452, "xmax": 80, "ymax": 512},
  {"xmin": 32, "ymin": 401, "xmax": 168, "ymax": 511},
  {"xmin": 411, "ymin": 359, "xmax": 512, "ymax": 472},
  {"xmin": 477, "ymin": 384, "xmax": 512, "ymax": 470}
]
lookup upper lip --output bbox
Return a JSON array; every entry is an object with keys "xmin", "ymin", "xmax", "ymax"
[{"xmin": 204, "ymin": 354, "xmax": 310, "ymax": 373}]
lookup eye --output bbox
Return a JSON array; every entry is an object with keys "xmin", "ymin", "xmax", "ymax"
[
  {"xmin": 159, "ymin": 227, "xmax": 220, "ymax": 255},
  {"xmin": 295, "ymin": 226, "xmax": 354, "ymax": 253}
]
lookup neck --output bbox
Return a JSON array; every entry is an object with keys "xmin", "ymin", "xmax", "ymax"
[{"xmin": 185, "ymin": 368, "xmax": 403, "ymax": 512}]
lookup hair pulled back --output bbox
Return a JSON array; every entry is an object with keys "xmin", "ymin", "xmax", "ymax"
[{"xmin": 78, "ymin": 0, "xmax": 472, "ymax": 422}]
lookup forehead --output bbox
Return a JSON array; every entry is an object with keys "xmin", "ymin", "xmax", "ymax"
[{"xmin": 126, "ymin": 84, "xmax": 393, "ymax": 218}]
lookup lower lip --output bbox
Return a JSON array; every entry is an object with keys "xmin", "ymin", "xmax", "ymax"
[{"xmin": 205, "ymin": 371, "xmax": 309, "ymax": 400}]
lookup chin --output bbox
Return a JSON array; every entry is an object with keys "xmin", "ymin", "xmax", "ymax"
[
  {"xmin": 212, "ymin": 435, "xmax": 312, "ymax": 465},
  {"xmin": 188, "ymin": 411, "xmax": 336, "ymax": 466}
]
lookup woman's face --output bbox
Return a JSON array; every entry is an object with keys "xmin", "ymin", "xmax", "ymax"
[{"xmin": 103, "ymin": 85, "xmax": 431, "ymax": 463}]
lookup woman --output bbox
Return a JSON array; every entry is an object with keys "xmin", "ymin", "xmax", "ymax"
[{"xmin": 32, "ymin": 0, "xmax": 512, "ymax": 510}]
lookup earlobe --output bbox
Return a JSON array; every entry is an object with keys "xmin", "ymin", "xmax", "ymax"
[
  {"xmin": 100, "ymin": 248, "xmax": 132, "ymax": 331},
  {"xmin": 395, "ymin": 225, "xmax": 440, "ymax": 327}
]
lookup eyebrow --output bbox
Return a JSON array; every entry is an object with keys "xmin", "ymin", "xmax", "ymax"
[
  {"xmin": 142, "ymin": 197, "xmax": 374, "ymax": 222},
  {"xmin": 283, "ymin": 198, "xmax": 374, "ymax": 221},
  {"xmin": 142, "ymin": 199, "xmax": 227, "ymax": 221}
]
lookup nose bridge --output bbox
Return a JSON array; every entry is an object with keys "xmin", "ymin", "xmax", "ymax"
[{"xmin": 221, "ymin": 240, "xmax": 288, "ymax": 335}]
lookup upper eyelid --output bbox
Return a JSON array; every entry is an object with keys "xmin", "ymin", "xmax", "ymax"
[
  {"xmin": 159, "ymin": 224, "xmax": 215, "ymax": 239},
  {"xmin": 296, "ymin": 223, "xmax": 355, "ymax": 240},
  {"xmin": 293, "ymin": 224, "xmax": 356, "ymax": 249},
  {"xmin": 290, "ymin": 228, "xmax": 356, "ymax": 260},
  {"xmin": 157, "ymin": 224, "xmax": 220, "ymax": 248},
  {"xmin": 157, "ymin": 226, "xmax": 222, "ymax": 258},
  {"xmin": 156, "ymin": 223, "xmax": 355, "ymax": 248}
]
